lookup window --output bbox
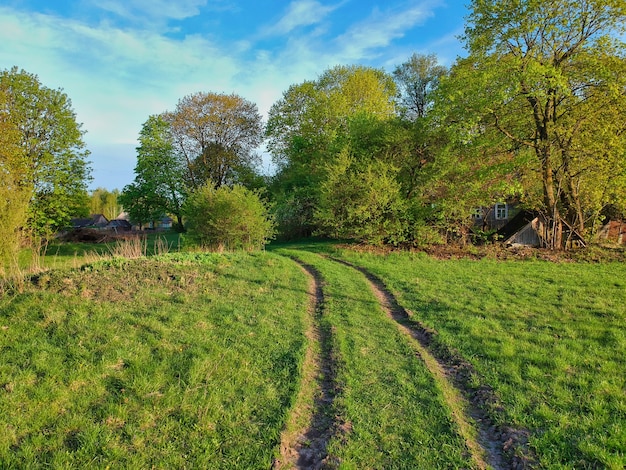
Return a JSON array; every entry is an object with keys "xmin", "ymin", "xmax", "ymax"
[
  {"xmin": 471, "ymin": 207, "xmax": 483, "ymax": 219},
  {"xmin": 495, "ymin": 203, "xmax": 508, "ymax": 220}
]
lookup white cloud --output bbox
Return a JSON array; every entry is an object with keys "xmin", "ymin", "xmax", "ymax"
[
  {"xmin": 91, "ymin": 0, "xmax": 208, "ymax": 21},
  {"xmin": 333, "ymin": 1, "xmax": 439, "ymax": 62},
  {"xmin": 263, "ymin": 0, "xmax": 341, "ymax": 36}
]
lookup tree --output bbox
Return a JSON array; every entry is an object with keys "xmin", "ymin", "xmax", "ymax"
[
  {"xmin": 0, "ymin": 88, "xmax": 30, "ymax": 275},
  {"xmin": 118, "ymin": 182, "xmax": 163, "ymax": 230},
  {"xmin": 266, "ymin": 65, "xmax": 398, "ymax": 237},
  {"xmin": 131, "ymin": 115, "xmax": 187, "ymax": 229},
  {"xmin": 440, "ymin": 0, "xmax": 626, "ymax": 248},
  {"xmin": 166, "ymin": 92, "xmax": 264, "ymax": 189},
  {"xmin": 184, "ymin": 184, "xmax": 275, "ymax": 251},
  {"xmin": 89, "ymin": 188, "xmax": 121, "ymax": 221},
  {"xmin": 0, "ymin": 67, "xmax": 92, "ymax": 240},
  {"xmin": 393, "ymin": 53, "xmax": 447, "ymax": 120},
  {"xmin": 316, "ymin": 149, "xmax": 409, "ymax": 245}
]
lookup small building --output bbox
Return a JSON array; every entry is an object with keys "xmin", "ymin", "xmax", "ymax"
[
  {"xmin": 70, "ymin": 214, "xmax": 109, "ymax": 229},
  {"xmin": 596, "ymin": 220, "xmax": 626, "ymax": 245},
  {"xmin": 472, "ymin": 202, "xmax": 518, "ymax": 231},
  {"xmin": 499, "ymin": 211, "xmax": 544, "ymax": 247},
  {"xmin": 106, "ymin": 219, "xmax": 132, "ymax": 232}
]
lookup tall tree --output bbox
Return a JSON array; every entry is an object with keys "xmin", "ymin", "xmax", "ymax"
[
  {"xmin": 165, "ymin": 92, "xmax": 263, "ymax": 189},
  {"xmin": 440, "ymin": 0, "xmax": 626, "ymax": 248},
  {"xmin": 0, "ymin": 88, "xmax": 30, "ymax": 275},
  {"xmin": 131, "ymin": 115, "xmax": 186, "ymax": 229},
  {"xmin": 393, "ymin": 53, "xmax": 447, "ymax": 120},
  {"xmin": 266, "ymin": 65, "xmax": 398, "ymax": 237},
  {"xmin": 0, "ymin": 67, "xmax": 92, "ymax": 239}
]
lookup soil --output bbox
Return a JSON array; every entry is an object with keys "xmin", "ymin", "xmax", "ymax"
[{"xmin": 274, "ymin": 260, "xmax": 341, "ymax": 470}]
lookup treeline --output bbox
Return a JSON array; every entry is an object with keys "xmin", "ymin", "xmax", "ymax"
[
  {"xmin": 121, "ymin": 0, "xmax": 626, "ymax": 250},
  {"xmin": 3, "ymin": 0, "xmax": 626, "ymax": 266}
]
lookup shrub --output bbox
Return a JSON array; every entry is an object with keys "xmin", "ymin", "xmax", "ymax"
[
  {"xmin": 316, "ymin": 153, "xmax": 409, "ymax": 246},
  {"xmin": 183, "ymin": 184, "xmax": 275, "ymax": 251}
]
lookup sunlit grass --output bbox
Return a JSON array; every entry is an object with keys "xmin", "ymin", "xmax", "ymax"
[
  {"xmin": 275, "ymin": 247, "xmax": 474, "ymax": 468},
  {"xmin": 324, "ymin": 246, "xmax": 626, "ymax": 469},
  {"xmin": 0, "ymin": 251, "xmax": 308, "ymax": 468}
]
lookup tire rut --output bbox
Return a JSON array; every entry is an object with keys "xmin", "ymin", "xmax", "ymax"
[
  {"xmin": 274, "ymin": 259, "xmax": 340, "ymax": 470},
  {"xmin": 332, "ymin": 258, "xmax": 536, "ymax": 470}
]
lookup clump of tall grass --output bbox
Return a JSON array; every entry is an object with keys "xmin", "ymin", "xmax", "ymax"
[{"xmin": 108, "ymin": 235, "xmax": 171, "ymax": 259}]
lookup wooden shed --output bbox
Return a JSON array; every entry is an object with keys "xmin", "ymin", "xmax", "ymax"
[{"xmin": 596, "ymin": 220, "xmax": 626, "ymax": 245}]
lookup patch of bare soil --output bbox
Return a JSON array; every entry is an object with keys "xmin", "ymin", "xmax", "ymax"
[
  {"xmin": 274, "ymin": 261, "xmax": 342, "ymax": 470},
  {"xmin": 334, "ymin": 258, "xmax": 537, "ymax": 470}
]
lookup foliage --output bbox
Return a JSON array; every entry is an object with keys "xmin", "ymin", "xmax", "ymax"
[
  {"xmin": 166, "ymin": 92, "xmax": 264, "ymax": 189},
  {"xmin": 122, "ymin": 115, "xmax": 187, "ymax": 230},
  {"xmin": 0, "ymin": 89, "xmax": 30, "ymax": 276},
  {"xmin": 316, "ymin": 150, "xmax": 409, "ymax": 245},
  {"xmin": 183, "ymin": 184, "xmax": 275, "ymax": 251},
  {"xmin": 393, "ymin": 53, "xmax": 447, "ymax": 120},
  {"xmin": 117, "ymin": 182, "xmax": 163, "ymax": 230},
  {"xmin": 89, "ymin": 188, "xmax": 121, "ymax": 221},
  {"xmin": 439, "ymin": 0, "xmax": 626, "ymax": 248},
  {"xmin": 0, "ymin": 67, "xmax": 92, "ymax": 239},
  {"xmin": 266, "ymin": 65, "xmax": 400, "ymax": 239}
]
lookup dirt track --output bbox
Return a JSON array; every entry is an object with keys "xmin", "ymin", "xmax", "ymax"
[{"xmin": 276, "ymin": 253, "xmax": 535, "ymax": 469}]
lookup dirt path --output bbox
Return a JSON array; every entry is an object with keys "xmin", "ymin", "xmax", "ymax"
[
  {"xmin": 274, "ymin": 261, "xmax": 339, "ymax": 470},
  {"xmin": 333, "ymin": 258, "xmax": 535, "ymax": 470}
]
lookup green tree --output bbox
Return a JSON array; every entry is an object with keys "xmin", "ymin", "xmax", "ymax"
[
  {"xmin": 316, "ymin": 149, "xmax": 409, "ymax": 245},
  {"xmin": 266, "ymin": 65, "xmax": 398, "ymax": 237},
  {"xmin": 166, "ymin": 92, "xmax": 264, "ymax": 189},
  {"xmin": 133, "ymin": 115, "xmax": 187, "ymax": 229},
  {"xmin": 89, "ymin": 188, "xmax": 121, "ymax": 220},
  {"xmin": 183, "ymin": 184, "xmax": 274, "ymax": 251},
  {"xmin": 0, "ymin": 67, "xmax": 92, "ymax": 240},
  {"xmin": 0, "ymin": 89, "xmax": 30, "ymax": 276},
  {"xmin": 440, "ymin": 0, "xmax": 626, "ymax": 248},
  {"xmin": 118, "ymin": 182, "xmax": 163, "ymax": 230},
  {"xmin": 393, "ymin": 53, "xmax": 447, "ymax": 120}
]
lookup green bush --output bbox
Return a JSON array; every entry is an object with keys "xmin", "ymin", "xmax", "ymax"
[
  {"xmin": 183, "ymin": 184, "xmax": 275, "ymax": 251},
  {"xmin": 316, "ymin": 153, "xmax": 409, "ymax": 245}
]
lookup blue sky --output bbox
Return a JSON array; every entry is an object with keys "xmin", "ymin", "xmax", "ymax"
[{"xmin": 0, "ymin": 0, "xmax": 469, "ymax": 190}]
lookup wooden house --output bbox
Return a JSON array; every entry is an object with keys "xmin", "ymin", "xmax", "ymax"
[
  {"xmin": 471, "ymin": 202, "xmax": 518, "ymax": 231},
  {"xmin": 596, "ymin": 220, "xmax": 626, "ymax": 245},
  {"xmin": 70, "ymin": 214, "xmax": 109, "ymax": 229}
]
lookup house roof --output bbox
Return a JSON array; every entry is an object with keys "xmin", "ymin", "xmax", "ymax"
[
  {"xmin": 71, "ymin": 214, "xmax": 109, "ymax": 228},
  {"xmin": 497, "ymin": 210, "xmax": 537, "ymax": 240}
]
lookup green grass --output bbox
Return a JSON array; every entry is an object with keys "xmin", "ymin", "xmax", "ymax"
[
  {"xmin": 275, "ymin": 247, "xmax": 474, "ymax": 469},
  {"xmin": 320, "ymin": 246, "xmax": 626, "ymax": 469},
  {"xmin": 0, "ymin": 251, "xmax": 308, "ymax": 468},
  {"xmin": 4, "ymin": 238, "xmax": 625, "ymax": 468},
  {"xmin": 11, "ymin": 231, "xmax": 185, "ymax": 272}
]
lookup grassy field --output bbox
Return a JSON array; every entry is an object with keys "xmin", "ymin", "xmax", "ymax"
[
  {"xmin": 0, "ymin": 251, "xmax": 308, "ymax": 468},
  {"xmin": 317, "ymin": 244, "xmax": 626, "ymax": 469},
  {"xmin": 275, "ymin": 248, "xmax": 475, "ymax": 469},
  {"xmin": 2, "ymin": 239, "xmax": 625, "ymax": 468}
]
